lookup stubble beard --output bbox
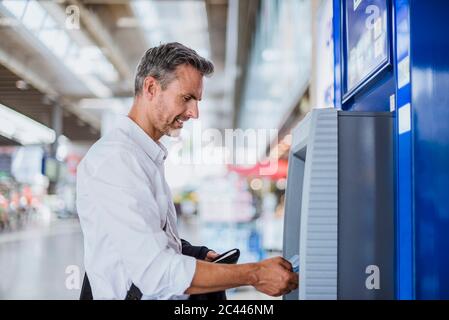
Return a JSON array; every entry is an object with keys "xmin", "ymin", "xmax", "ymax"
[
  {"xmin": 167, "ymin": 128, "xmax": 182, "ymax": 138},
  {"xmin": 153, "ymin": 100, "xmax": 181, "ymax": 138}
]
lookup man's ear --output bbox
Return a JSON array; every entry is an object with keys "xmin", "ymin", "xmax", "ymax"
[{"xmin": 143, "ymin": 76, "xmax": 159, "ymax": 100}]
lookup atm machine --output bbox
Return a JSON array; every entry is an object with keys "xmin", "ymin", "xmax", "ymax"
[
  {"xmin": 283, "ymin": 109, "xmax": 394, "ymax": 300},
  {"xmin": 283, "ymin": 0, "xmax": 449, "ymax": 300}
]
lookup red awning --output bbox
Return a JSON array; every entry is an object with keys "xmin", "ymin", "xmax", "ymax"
[{"xmin": 227, "ymin": 159, "xmax": 288, "ymax": 180}]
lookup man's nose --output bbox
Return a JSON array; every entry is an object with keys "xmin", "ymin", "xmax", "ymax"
[{"xmin": 186, "ymin": 102, "xmax": 199, "ymax": 119}]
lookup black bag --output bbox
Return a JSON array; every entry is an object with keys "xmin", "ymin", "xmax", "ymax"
[{"xmin": 80, "ymin": 273, "xmax": 142, "ymax": 300}]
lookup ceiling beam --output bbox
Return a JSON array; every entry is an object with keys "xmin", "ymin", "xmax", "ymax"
[
  {"xmin": 0, "ymin": 135, "xmax": 21, "ymax": 146},
  {"xmin": 0, "ymin": 48, "xmax": 101, "ymax": 132},
  {"xmin": 205, "ymin": 0, "xmax": 228, "ymax": 73},
  {"xmin": 232, "ymin": 0, "xmax": 260, "ymax": 128},
  {"xmin": 0, "ymin": 2, "xmax": 102, "ymax": 131}
]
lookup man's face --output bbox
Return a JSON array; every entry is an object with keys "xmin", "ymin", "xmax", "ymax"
[{"xmin": 147, "ymin": 64, "xmax": 203, "ymax": 138}]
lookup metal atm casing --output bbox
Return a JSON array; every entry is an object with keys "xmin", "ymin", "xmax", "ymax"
[{"xmin": 283, "ymin": 108, "xmax": 395, "ymax": 300}]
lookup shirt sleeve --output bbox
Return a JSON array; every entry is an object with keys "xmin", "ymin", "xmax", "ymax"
[{"xmin": 88, "ymin": 147, "xmax": 196, "ymax": 299}]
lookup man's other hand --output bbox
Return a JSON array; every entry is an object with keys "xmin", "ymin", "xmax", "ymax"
[{"xmin": 205, "ymin": 251, "xmax": 219, "ymax": 262}]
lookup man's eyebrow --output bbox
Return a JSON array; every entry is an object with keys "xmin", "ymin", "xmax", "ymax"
[{"xmin": 184, "ymin": 93, "xmax": 201, "ymax": 101}]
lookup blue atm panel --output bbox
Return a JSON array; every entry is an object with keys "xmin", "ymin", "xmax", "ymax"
[
  {"xmin": 409, "ymin": 0, "xmax": 449, "ymax": 299},
  {"xmin": 333, "ymin": 0, "xmax": 449, "ymax": 299}
]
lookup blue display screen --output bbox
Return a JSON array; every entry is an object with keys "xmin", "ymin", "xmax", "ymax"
[{"xmin": 345, "ymin": 0, "xmax": 389, "ymax": 93}]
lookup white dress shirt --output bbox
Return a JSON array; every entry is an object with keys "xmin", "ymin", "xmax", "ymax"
[{"xmin": 76, "ymin": 115, "xmax": 196, "ymax": 300}]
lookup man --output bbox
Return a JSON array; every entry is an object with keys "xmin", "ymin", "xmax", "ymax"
[{"xmin": 76, "ymin": 42, "xmax": 298, "ymax": 300}]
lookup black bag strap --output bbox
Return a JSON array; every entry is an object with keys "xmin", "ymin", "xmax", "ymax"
[{"xmin": 80, "ymin": 273, "xmax": 142, "ymax": 300}]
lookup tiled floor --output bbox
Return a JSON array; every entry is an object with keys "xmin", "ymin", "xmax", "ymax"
[
  {"xmin": 0, "ymin": 217, "xmax": 84, "ymax": 299},
  {"xmin": 0, "ymin": 214, "xmax": 278, "ymax": 300}
]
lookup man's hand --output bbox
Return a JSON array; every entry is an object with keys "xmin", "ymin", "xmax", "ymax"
[
  {"xmin": 205, "ymin": 250, "xmax": 219, "ymax": 262},
  {"xmin": 251, "ymin": 257, "xmax": 298, "ymax": 297},
  {"xmin": 186, "ymin": 256, "xmax": 298, "ymax": 296}
]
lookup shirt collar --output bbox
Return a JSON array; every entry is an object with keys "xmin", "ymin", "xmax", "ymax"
[{"xmin": 119, "ymin": 116, "xmax": 168, "ymax": 165}]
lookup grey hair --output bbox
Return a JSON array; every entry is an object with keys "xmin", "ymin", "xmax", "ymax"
[{"xmin": 134, "ymin": 42, "xmax": 214, "ymax": 96}]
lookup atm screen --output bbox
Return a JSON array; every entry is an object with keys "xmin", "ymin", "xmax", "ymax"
[{"xmin": 344, "ymin": 0, "xmax": 389, "ymax": 93}]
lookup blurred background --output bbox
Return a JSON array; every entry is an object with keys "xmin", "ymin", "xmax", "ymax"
[{"xmin": 0, "ymin": 0, "xmax": 334, "ymax": 299}]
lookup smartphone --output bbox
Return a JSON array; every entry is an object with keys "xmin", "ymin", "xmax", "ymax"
[{"xmin": 212, "ymin": 248, "xmax": 240, "ymax": 264}]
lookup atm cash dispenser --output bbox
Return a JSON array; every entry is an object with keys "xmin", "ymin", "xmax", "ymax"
[{"xmin": 283, "ymin": 109, "xmax": 394, "ymax": 300}]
